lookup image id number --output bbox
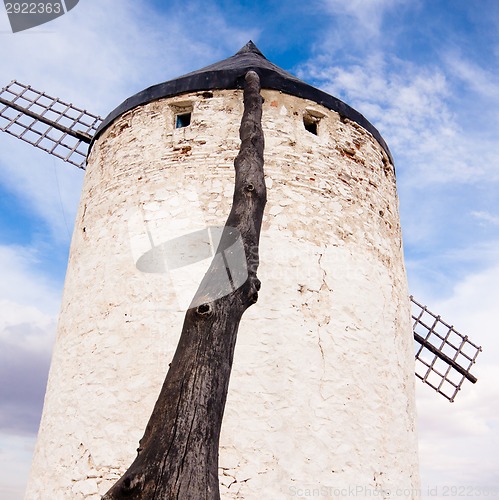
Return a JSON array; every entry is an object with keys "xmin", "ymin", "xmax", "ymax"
[{"xmin": 5, "ymin": 2, "xmax": 62, "ymax": 14}]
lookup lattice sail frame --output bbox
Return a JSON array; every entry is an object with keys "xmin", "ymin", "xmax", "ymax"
[
  {"xmin": 0, "ymin": 80, "xmax": 102, "ymax": 169},
  {"xmin": 411, "ymin": 296, "xmax": 482, "ymax": 402}
]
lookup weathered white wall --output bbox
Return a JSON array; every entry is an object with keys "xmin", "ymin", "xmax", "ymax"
[{"xmin": 26, "ymin": 89, "xmax": 419, "ymax": 499}]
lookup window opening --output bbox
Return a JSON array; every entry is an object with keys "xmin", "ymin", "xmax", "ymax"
[
  {"xmin": 176, "ymin": 112, "xmax": 191, "ymax": 129},
  {"xmin": 303, "ymin": 114, "xmax": 318, "ymax": 135},
  {"xmin": 303, "ymin": 109, "xmax": 325, "ymax": 136}
]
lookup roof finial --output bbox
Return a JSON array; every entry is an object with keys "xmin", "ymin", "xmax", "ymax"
[{"xmin": 236, "ymin": 41, "xmax": 266, "ymax": 58}]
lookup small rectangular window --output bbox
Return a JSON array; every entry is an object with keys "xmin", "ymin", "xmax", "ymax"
[
  {"xmin": 171, "ymin": 101, "xmax": 193, "ymax": 129},
  {"xmin": 303, "ymin": 108, "xmax": 325, "ymax": 136},
  {"xmin": 303, "ymin": 115, "xmax": 318, "ymax": 135},
  {"xmin": 176, "ymin": 112, "xmax": 191, "ymax": 129}
]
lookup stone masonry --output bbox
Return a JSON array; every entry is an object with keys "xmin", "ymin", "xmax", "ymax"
[{"xmin": 26, "ymin": 88, "xmax": 419, "ymax": 499}]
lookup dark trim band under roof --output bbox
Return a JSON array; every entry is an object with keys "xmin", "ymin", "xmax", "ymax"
[{"xmin": 92, "ymin": 41, "xmax": 392, "ymax": 162}]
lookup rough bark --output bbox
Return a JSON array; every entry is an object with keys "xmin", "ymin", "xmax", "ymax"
[{"xmin": 103, "ymin": 70, "xmax": 266, "ymax": 499}]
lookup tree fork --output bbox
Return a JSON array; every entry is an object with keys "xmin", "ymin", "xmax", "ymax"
[{"xmin": 103, "ymin": 70, "xmax": 266, "ymax": 499}]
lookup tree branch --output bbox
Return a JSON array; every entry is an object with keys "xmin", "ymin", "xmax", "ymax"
[{"xmin": 103, "ymin": 70, "xmax": 266, "ymax": 499}]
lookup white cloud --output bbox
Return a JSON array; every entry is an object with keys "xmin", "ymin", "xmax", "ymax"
[
  {"xmin": 406, "ymin": 239, "xmax": 499, "ymax": 304},
  {"xmin": 0, "ymin": 140, "xmax": 83, "ymax": 244},
  {"xmin": 417, "ymin": 366, "xmax": 499, "ymax": 490},
  {"xmin": 0, "ymin": 245, "xmax": 60, "ymax": 313},
  {"xmin": 0, "ymin": 245, "xmax": 59, "ymax": 497},
  {"xmin": 298, "ymin": 53, "xmax": 498, "ymax": 185},
  {"xmin": 0, "ymin": 245, "xmax": 60, "ymax": 418},
  {"xmin": 0, "ymin": 0, "xmax": 249, "ymax": 112},
  {"xmin": 0, "ymin": 434, "xmax": 36, "ymax": 500},
  {"xmin": 472, "ymin": 211, "xmax": 499, "ymax": 227},
  {"xmin": 322, "ymin": 0, "xmax": 409, "ymax": 39},
  {"xmin": 444, "ymin": 52, "xmax": 499, "ymax": 102},
  {"xmin": 298, "ymin": 41, "xmax": 499, "ymax": 310},
  {"xmin": 431, "ymin": 263, "xmax": 499, "ymax": 361},
  {"xmin": 0, "ymin": 0, "xmax": 254, "ymax": 241}
]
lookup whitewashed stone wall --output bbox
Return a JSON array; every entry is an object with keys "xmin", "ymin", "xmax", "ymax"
[{"xmin": 26, "ymin": 89, "xmax": 419, "ymax": 499}]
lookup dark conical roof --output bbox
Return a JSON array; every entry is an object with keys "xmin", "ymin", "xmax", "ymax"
[{"xmin": 94, "ymin": 42, "xmax": 391, "ymax": 160}]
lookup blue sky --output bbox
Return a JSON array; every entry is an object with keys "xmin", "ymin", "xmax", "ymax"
[{"xmin": 1, "ymin": 0, "xmax": 498, "ymax": 497}]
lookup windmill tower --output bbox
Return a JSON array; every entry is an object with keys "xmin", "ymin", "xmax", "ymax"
[{"xmin": 0, "ymin": 42, "xmax": 481, "ymax": 499}]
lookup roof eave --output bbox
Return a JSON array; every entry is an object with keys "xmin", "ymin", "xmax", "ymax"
[{"xmin": 90, "ymin": 43, "xmax": 392, "ymax": 163}]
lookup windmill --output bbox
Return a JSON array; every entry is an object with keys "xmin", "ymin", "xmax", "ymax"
[
  {"xmin": 0, "ymin": 43, "xmax": 483, "ymax": 497},
  {"xmin": 0, "ymin": 79, "xmax": 481, "ymax": 403}
]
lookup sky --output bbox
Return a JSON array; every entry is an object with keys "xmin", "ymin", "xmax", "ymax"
[{"xmin": 0, "ymin": 0, "xmax": 498, "ymax": 498}]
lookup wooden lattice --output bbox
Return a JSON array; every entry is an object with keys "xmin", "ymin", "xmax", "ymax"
[
  {"xmin": 0, "ymin": 80, "xmax": 102, "ymax": 169},
  {"xmin": 411, "ymin": 296, "xmax": 482, "ymax": 401}
]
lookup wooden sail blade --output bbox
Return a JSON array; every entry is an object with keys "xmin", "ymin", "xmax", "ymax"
[
  {"xmin": 411, "ymin": 296, "xmax": 482, "ymax": 402},
  {"xmin": 0, "ymin": 80, "xmax": 102, "ymax": 169}
]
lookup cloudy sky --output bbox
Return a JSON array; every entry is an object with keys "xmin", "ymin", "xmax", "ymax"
[{"xmin": 0, "ymin": 0, "xmax": 498, "ymax": 498}]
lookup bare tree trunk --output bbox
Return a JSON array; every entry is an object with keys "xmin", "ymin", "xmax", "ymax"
[{"xmin": 103, "ymin": 70, "xmax": 266, "ymax": 499}]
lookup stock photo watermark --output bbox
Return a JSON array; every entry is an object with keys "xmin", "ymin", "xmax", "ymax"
[
  {"xmin": 127, "ymin": 186, "xmax": 324, "ymax": 311},
  {"xmin": 3, "ymin": 0, "xmax": 79, "ymax": 33},
  {"xmin": 128, "ymin": 186, "xmax": 252, "ymax": 311},
  {"xmin": 288, "ymin": 484, "xmax": 498, "ymax": 498}
]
